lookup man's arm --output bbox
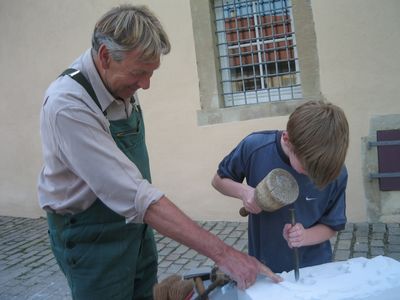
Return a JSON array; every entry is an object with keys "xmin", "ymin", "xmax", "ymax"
[
  {"xmin": 144, "ymin": 196, "xmax": 282, "ymax": 289},
  {"xmin": 211, "ymin": 173, "xmax": 261, "ymax": 214}
]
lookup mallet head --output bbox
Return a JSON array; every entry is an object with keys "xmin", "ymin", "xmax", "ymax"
[{"xmin": 240, "ymin": 168, "xmax": 299, "ymax": 216}]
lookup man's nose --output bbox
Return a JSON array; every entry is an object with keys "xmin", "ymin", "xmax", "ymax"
[{"xmin": 138, "ymin": 76, "xmax": 151, "ymax": 90}]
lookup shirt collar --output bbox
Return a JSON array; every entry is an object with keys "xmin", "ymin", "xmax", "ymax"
[{"xmin": 80, "ymin": 48, "xmax": 115, "ymax": 112}]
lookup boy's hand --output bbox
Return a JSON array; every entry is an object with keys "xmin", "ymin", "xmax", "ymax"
[
  {"xmin": 283, "ymin": 223, "xmax": 306, "ymax": 248},
  {"xmin": 240, "ymin": 185, "xmax": 262, "ymax": 214}
]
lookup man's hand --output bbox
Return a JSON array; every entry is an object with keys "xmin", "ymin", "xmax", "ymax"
[
  {"xmin": 145, "ymin": 196, "xmax": 282, "ymax": 290},
  {"xmin": 216, "ymin": 247, "xmax": 282, "ymax": 290},
  {"xmin": 283, "ymin": 222, "xmax": 306, "ymax": 248}
]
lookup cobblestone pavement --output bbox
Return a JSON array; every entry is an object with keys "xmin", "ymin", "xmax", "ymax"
[{"xmin": 0, "ymin": 215, "xmax": 399, "ymax": 299}]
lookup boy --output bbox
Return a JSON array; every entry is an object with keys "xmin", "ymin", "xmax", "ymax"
[{"xmin": 212, "ymin": 101, "xmax": 349, "ymax": 273}]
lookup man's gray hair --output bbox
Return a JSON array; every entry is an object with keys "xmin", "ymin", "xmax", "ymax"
[{"xmin": 92, "ymin": 5, "xmax": 170, "ymax": 62}]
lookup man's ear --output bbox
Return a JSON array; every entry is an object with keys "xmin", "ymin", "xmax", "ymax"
[{"xmin": 98, "ymin": 45, "xmax": 111, "ymax": 69}]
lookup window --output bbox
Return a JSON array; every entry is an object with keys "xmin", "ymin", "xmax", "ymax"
[
  {"xmin": 214, "ymin": 0, "xmax": 302, "ymax": 107},
  {"xmin": 190, "ymin": 0, "xmax": 320, "ymax": 125}
]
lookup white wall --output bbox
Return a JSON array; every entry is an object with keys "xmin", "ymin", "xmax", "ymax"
[
  {"xmin": 311, "ymin": 0, "xmax": 400, "ymax": 221},
  {"xmin": 1, "ymin": 0, "xmax": 399, "ymax": 222}
]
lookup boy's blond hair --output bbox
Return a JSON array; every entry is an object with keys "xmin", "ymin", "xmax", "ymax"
[{"xmin": 287, "ymin": 101, "xmax": 349, "ymax": 188}]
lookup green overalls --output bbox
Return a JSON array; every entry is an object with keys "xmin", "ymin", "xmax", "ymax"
[{"xmin": 47, "ymin": 69, "xmax": 157, "ymax": 300}]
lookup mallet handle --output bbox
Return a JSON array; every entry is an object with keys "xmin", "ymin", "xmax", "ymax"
[{"xmin": 239, "ymin": 207, "xmax": 249, "ymax": 217}]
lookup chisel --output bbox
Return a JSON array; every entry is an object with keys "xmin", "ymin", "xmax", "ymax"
[{"xmin": 289, "ymin": 208, "xmax": 300, "ymax": 281}]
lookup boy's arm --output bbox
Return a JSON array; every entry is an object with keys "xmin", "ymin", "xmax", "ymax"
[
  {"xmin": 283, "ymin": 223, "xmax": 336, "ymax": 248},
  {"xmin": 211, "ymin": 173, "xmax": 262, "ymax": 214}
]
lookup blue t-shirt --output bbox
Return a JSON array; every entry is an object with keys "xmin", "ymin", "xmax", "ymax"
[{"xmin": 217, "ymin": 130, "xmax": 347, "ymax": 273}]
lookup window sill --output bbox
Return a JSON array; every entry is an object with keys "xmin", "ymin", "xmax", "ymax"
[{"xmin": 197, "ymin": 99, "xmax": 308, "ymax": 126}]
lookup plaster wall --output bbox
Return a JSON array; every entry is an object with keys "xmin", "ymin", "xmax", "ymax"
[
  {"xmin": 1, "ymin": 0, "xmax": 399, "ymax": 222},
  {"xmin": 311, "ymin": 0, "xmax": 400, "ymax": 221}
]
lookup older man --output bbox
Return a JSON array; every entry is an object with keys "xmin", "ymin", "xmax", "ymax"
[{"xmin": 38, "ymin": 5, "xmax": 280, "ymax": 300}]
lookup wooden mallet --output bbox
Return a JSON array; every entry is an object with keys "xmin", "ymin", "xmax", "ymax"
[{"xmin": 239, "ymin": 168, "xmax": 299, "ymax": 217}]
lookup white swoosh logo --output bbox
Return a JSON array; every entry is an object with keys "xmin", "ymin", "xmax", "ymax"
[{"xmin": 305, "ymin": 197, "xmax": 317, "ymax": 201}]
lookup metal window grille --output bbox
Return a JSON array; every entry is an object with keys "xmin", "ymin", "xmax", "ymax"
[{"xmin": 214, "ymin": 0, "xmax": 302, "ymax": 107}]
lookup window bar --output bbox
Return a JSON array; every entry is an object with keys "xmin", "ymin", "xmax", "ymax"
[
  {"xmin": 261, "ymin": 9, "xmax": 265, "ymax": 94},
  {"xmin": 253, "ymin": 2, "xmax": 265, "ymax": 96},
  {"xmin": 227, "ymin": 0, "xmax": 236, "ymax": 106},
  {"xmin": 286, "ymin": 1, "xmax": 296, "ymax": 99},
  {"xmin": 217, "ymin": 1, "xmax": 233, "ymax": 106},
  {"xmin": 234, "ymin": 1, "xmax": 248, "ymax": 105},
  {"xmin": 289, "ymin": 0, "xmax": 301, "ymax": 97},
  {"xmin": 247, "ymin": 2, "xmax": 258, "ymax": 99},
  {"xmin": 267, "ymin": 0, "xmax": 279, "ymax": 101},
  {"xmin": 242, "ymin": 0, "xmax": 250, "ymax": 105},
  {"xmin": 281, "ymin": 2, "xmax": 294, "ymax": 99},
  {"xmin": 260, "ymin": 1, "xmax": 272, "ymax": 102}
]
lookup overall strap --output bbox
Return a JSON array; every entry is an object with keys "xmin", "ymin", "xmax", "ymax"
[{"xmin": 60, "ymin": 68, "xmax": 107, "ymax": 116}]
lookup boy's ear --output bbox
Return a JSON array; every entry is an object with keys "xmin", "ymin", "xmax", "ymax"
[
  {"xmin": 282, "ymin": 131, "xmax": 290, "ymax": 143},
  {"xmin": 282, "ymin": 131, "xmax": 294, "ymax": 152}
]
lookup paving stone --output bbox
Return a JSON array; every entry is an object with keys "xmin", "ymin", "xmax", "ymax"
[
  {"xmin": 173, "ymin": 245, "xmax": 189, "ymax": 254},
  {"xmin": 354, "ymin": 236, "xmax": 368, "ymax": 243},
  {"xmin": 338, "ymin": 232, "xmax": 352, "ymax": 239},
  {"xmin": 229, "ymin": 230, "xmax": 243, "ymax": 238},
  {"xmin": 164, "ymin": 263, "xmax": 183, "ymax": 274},
  {"xmin": 193, "ymin": 254, "xmax": 207, "ymax": 262},
  {"xmin": 352, "ymin": 252, "xmax": 368, "ymax": 258},
  {"xmin": 218, "ymin": 234, "xmax": 227, "ymax": 241},
  {"xmin": 202, "ymin": 258, "xmax": 214, "ymax": 267},
  {"xmin": 213, "ymin": 222, "xmax": 226, "ymax": 230},
  {"xmin": 355, "ymin": 223, "xmax": 369, "ymax": 231},
  {"xmin": 183, "ymin": 260, "xmax": 201, "ymax": 269},
  {"xmin": 233, "ymin": 239, "xmax": 248, "ymax": 251},
  {"xmin": 158, "ymin": 246, "xmax": 175, "ymax": 256},
  {"xmin": 224, "ymin": 237, "xmax": 238, "ymax": 246},
  {"xmin": 237, "ymin": 223, "xmax": 248, "ymax": 231},
  {"xmin": 388, "ymin": 235, "xmax": 400, "ymax": 244},
  {"xmin": 343, "ymin": 223, "xmax": 354, "ymax": 232},
  {"xmin": 174, "ymin": 258, "xmax": 189, "ymax": 265},
  {"xmin": 388, "ymin": 227, "xmax": 400, "ymax": 235},
  {"xmin": 158, "ymin": 260, "xmax": 173, "ymax": 268},
  {"xmin": 353, "ymin": 243, "xmax": 368, "ymax": 252},
  {"xmin": 221, "ymin": 226, "xmax": 235, "ymax": 235},
  {"xmin": 371, "ymin": 232, "xmax": 385, "ymax": 240},
  {"xmin": 387, "ymin": 244, "xmax": 400, "ymax": 251},
  {"xmin": 337, "ymin": 240, "xmax": 351, "ymax": 250},
  {"xmin": 370, "ymin": 240, "xmax": 384, "ymax": 247},
  {"xmin": 334, "ymin": 250, "xmax": 351, "ymax": 261},
  {"xmin": 210, "ymin": 229, "xmax": 221, "ymax": 235},
  {"xmin": 370, "ymin": 247, "xmax": 385, "ymax": 256},
  {"xmin": 372, "ymin": 223, "xmax": 386, "ymax": 232},
  {"xmin": 181, "ymin": 249, "xmax": 197, "ymax": 259}
]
